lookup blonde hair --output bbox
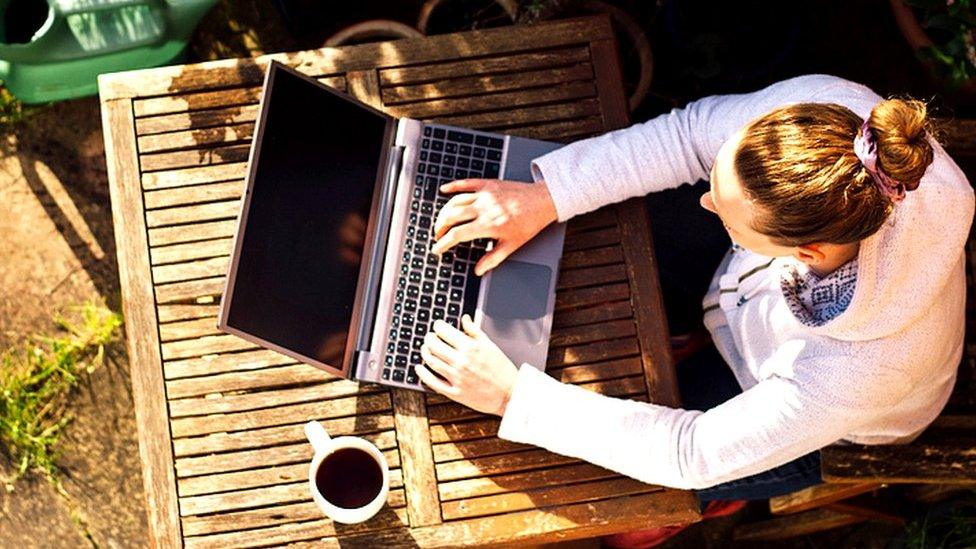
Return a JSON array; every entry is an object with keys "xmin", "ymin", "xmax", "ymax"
[{"xmin": 733, "ymin": 99, "xmax": 935, "ymax": 246}]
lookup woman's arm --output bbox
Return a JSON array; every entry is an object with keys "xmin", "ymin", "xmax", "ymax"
[
  {"xmin": 536, "ymin": 74, "xmax": 859, "ymax": 222},
  {"xmin": 497, "ymin": 354, "xmax": 907, "ymax": 490}
]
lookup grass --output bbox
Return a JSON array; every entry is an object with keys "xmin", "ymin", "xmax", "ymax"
[
  {"xmin": 0, "ymin": 86, "xmax": 43, "ymax": 133},
  {"xmin": 0, "ymin": 302, "xmax": 122, "ymax": 491},
  {"xmin": 903, "ymin": 491, "xmax": 976, "ymax": 549}
]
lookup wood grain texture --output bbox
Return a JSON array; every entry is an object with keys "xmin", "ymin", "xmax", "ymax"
[
  {"xmin": 391, "ymin": 390, "xmax": 442, "ymax": 527},
  {"xmin": 98, "ymin": 17, "xmax": 612, "ymax": 100},
  {"xmin": 770, "ymin": 483, "xmax": 882, "ymax": 515},
  {"xmin": 821, "ymin": 438, "xmax": 976, "ymax": 483},
  {"xmin": 101, "ymin": 98, "xmax": 183, "ymax": 548},
  {"xmin": 102, "ymin": 15, "xmax": 699, "ymax": 546}
]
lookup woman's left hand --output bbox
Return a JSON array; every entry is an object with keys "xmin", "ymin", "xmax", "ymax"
[{"xmin": 417, "ymin": 315, "xmax": 519, "ymax": 416}]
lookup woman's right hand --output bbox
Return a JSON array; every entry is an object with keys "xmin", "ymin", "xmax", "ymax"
[{"xmin": 431, "ymin": 179, "xmax": 558, "ymax": 276}]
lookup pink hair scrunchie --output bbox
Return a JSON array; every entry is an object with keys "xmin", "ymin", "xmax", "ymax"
[{"xmin": 853, "ymin": 119, "xmax": 919, "ymax": 203}]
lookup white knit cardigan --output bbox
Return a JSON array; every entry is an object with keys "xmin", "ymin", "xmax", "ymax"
[{"xmin": 496, "ymin": 74, "xmax": 975, "ymax": 489}]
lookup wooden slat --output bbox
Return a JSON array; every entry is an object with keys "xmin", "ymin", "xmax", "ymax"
[
  {"xmin": 102, "ymin": 98, "xmax": 183, "ymax": 547},
  {"xmin": 565, "ymin": 208, "xmax": 617, "ymax": 234},
  {"xmin": 429, "ymin": 418, "xmax": 502, "ymax": 444},
  {"xmin": 141, "ymin": 143, "xmax": 251, "ymax": 172},
  {"xmin": 391, "ymin": 390, "xmax": 441, "ymax": 527},
  {"xmin": 151, "ymin": 237, "xmax": 233, "ymax": 267},
  {"xmin": 177, "ymin": 457, "xmax": 404, "ymax": 498},
  {"xmin": 181, "ymin": 502, "xmax": 408, "ymax": 538},
  {"xmin": 179, "ymin": 481, "xmax": 405, "ymax": 516},
  {"xmin": 137, "ymin": 104, "xmax": 260, "ymax": 136},
  {"xmin": 616, "ymin": 197, "xmax": 680, "ymax": 407},
  {"xmin": 148, "ymin": 219, "xmax": 237, "ymax": 247},
  {"xmin": 183, "ymin": 512, "xmax": 411, "ymax": 549},
  {"xmin": 136, "ymin": 86, "xmax": 263, "ymax": 118},
  {"xmin": 172, "ymin": 413, "xmax": 396, "ymax": 458},
  {"xmin": 549, "ymin": 318, "xmax": 636, "ymax": 348},
  {"xmin": 158, "ymin": 316, "xmax": 223, "ymax": 342},
  {"xmin": 99, "ymin": 18, "xmax": 611, "ymax": 100},
  {"xmin": 131, "ymin": 76, "xmax": 345, "ymax": 118},
  {"xmin": 379, "ymin": 46, "xmax": 590, "ymax": 86},
  {"xmin": 821, "ymin": 441, "xmax": 976, "ymax": 483},
  {"xmin": 770, "ymin": 483, "xmax": 882, "ymax": 515},
  {"xmin": 175, "ymin": 439, "xmax": 400, "ymax": 478},
  {"xmin": 554, "ymin": 282, "xmax": 630, "ymax": 311},
  {"xmin": 138, "ymin": 122, "xmax": 254, "ymax": 153},
  {"xmin": 142, "ymin": 162, "xmax": 248, "ymax": 191},
  {"xmin": 163, "ymin": 348, "xmax": 298, "ymax": 379},
  {"xmin": 152, "ymin": 256, "xmax": 230, "ymax": 284},
  {"xmin": 502, "ymin": 115, "xmax": 605, "ymax": 142},
  {"xmin": 157, "ymin": 303, "xmax": 221, "ymax": 324},
  {"xmin": 144, "ymin": 181, "xmax": 243, "ymax": 210},
  {"xmin": 169, "ymin": 392, "xmax": 392, "ymax": 438},
  {"xmin": 553, "ymin": 356, "xmax": 644, "ymax": 384},
  {"xmin": 155, "ymin": 278, "xmax": 224, "ymax": 304},
  {"xmin": 165, "ymin": 363, "xmax": 324, "ymax": 398},
  {"xmin": 550, "ymin": 299, "xmax": 632, "ymax": 329},
  {"xmin": 432, "ymin": 437, "xmax": 531, "ymax": 463},
  {"xmin": 559, "ymin": 244, "xmax": 624, "ymax": 269},
  {"xmin": 330, "ymin": 490, "xmax": 699, "ymax": 547},
  {"xmin": 563, "ymin": 225, "xmax": 620, "ymax": 252},
  {"xmin": 441, "ymin": 477, "xmax": 659, "ymax": 520},
  {"xmin": 382, "ymin": 64, "xmax": 594, "ymax": 104},
  {"xmin": 438, "ymin": 462, "xmax": 619, "ymax": 501},
  {"xmin": 161, "ymin": 333, "xmax": 255, "ymax": 361},
  {"xmin": 430, "ymin": 98, "xmax": 600, "ymax": 131},
  {"xmin": 435, "ymin": 449, "xmax": 579, "ymax": 483},
  {"xmin": 168, "ymin": 378, "xmax": 370, "ymax": 417},
  {"xmin": 388, "ymin": 80, "xmax": 597, "ymax": 121},
  {"xmin": 546, "ymin": 336, "xmax": 640, "ymax": 368},
  {"xmin": 145, "ymin": 199, "xmax": 240, "ymax": 228},
  {"xmin": 556, "ymin": 263, "xmax": 628, "ymax": 290}
]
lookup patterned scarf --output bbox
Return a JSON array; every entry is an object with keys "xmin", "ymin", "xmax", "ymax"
[{"xmin": 780, "ymin": 258, "xmax": 859, "ymax": 327}]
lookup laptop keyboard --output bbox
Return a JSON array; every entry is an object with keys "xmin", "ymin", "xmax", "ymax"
[{"xmin": 381, "ymin": 125, "xmax": 504, "ymax": 387}]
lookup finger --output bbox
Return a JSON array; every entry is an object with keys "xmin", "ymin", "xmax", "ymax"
[
  {"xmin": 440, "ymin": 179, "xmax": 487, "ymax": 194},
  {"xmin": 432, "ymin": 222, "xmax": 487, "ymax": 255},
  {"xmin": 433, "ymin": 201, "xmax": 478, "ymax": 241},
  {"xmin": 460, "ymin": 314, "xmax": 486, "ymax": 340},
  {"xmin": 423, "ymin": 332, "xmax": 463, "ymax": 363},
  {"xmin": 420, "ymin": 345, "xmax": 457, "ymax": 387},
  {"xmin": 415, "ymin": 362, "xmax": 458, "ymax": 396},
  {"xmin": 432, "ymin": 319, "xmax": 474, "ymax": 350},
  {"xmin": 473, "ymin": 240, "xmax": 517, "ymax": 276}
]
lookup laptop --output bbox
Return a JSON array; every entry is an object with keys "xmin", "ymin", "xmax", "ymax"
[{"xmin": 218, "ymin": 61, "xmax": 566, "ymax": 392}]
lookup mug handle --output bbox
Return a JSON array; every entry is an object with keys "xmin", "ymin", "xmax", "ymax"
[{"xmin": 304, "ymin": 421, "xmax": 332, "ymax": 454}]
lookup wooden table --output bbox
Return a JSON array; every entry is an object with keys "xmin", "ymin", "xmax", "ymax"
[{"xmin": 99, "ymin": 15, "xmax": 700, "ymax": 548}]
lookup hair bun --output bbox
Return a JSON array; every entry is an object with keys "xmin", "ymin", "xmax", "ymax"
[{"xmin": 868, "ymin": 98, "xmax": 934, "ymax": 192}]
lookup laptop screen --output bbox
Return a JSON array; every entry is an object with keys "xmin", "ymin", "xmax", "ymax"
[{"xmin": 223, "ymin": 64, "xmax": 390, "ymax": 371}]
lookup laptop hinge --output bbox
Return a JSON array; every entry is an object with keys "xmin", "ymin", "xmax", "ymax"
[
  {"xmin": 352, "ymin": 349, "xmax": 378, "ymax": 379},
  {"xmin": 354, "ymin": 143, "xmax": 405, "ymax": 353}
]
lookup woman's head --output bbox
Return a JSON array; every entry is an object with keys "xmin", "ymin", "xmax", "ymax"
[{"xmin": 701, "ymin": 99, "xmax": 935, "ymax": 261}]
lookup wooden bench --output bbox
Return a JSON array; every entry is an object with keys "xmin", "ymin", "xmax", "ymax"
[
  {"xmin": 99, "ymin": 16, "xmax": 701, "ymax": 548},
  {"xmin": 734, "ymin": 120, "xmax": 976, "ymax": 541}
]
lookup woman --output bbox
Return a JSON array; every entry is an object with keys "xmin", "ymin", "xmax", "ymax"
[{"xmin": 415, "ymin": 74, "xmax": 974, "ymax": 502}]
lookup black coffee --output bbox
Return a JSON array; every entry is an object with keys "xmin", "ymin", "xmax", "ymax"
[{"xmin": 314, "ymin": 447, "xmax": 384, "ymax": 509}]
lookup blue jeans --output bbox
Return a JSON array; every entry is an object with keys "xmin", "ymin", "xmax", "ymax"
[{"xmin": 645, "ymin": 182, "xmax": 822, "ymax": 502}]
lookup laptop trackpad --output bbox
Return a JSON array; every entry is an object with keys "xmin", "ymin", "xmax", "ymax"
[{"xmin": 483, "ymin": 260, "xmax": 551, "ymax": 344}]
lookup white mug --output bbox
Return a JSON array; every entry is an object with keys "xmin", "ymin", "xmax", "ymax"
[{"xmin": 304, "ymin": 420, "xmax": 390, "ymax": 524}]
